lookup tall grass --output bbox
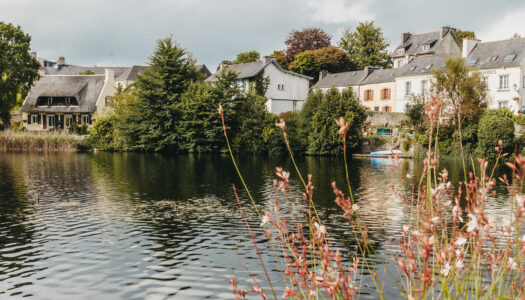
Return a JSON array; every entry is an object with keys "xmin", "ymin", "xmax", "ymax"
[
  {"xmin": 0, "ymin": 130, "xmax": 86, "ymax": 152},
  {"xmin": 222, "ymin": 95, "xmax": 525, "ymax": 299}
]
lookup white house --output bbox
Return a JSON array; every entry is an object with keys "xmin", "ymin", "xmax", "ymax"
[
  {"xmin": 463, "ymin": 38, "xmax": 525, "ymax": 113},
  {"xmin": 391, "ymin": 26, "xmax": 461, "ymax": 69},
  {"xmin": 206, "ymin": 57, "xmax": 311, "ymax": 114},
  {"xmin": 393, "ymin": 55, "xmax": 448, "ymax": 112}
]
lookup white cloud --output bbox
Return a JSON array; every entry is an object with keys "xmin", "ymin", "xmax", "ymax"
[
  {"xmin": 305, "ymin": 0, "xmax": 374, "ymax": 23},
  {"xmin": 478, "ymin": 8, "xmax": 525, "ymax": 41}
]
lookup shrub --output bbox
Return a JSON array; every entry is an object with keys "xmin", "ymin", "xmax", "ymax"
[{"xmin": 477, "ymin": 111, "xmax": 515, "ymax": 160}]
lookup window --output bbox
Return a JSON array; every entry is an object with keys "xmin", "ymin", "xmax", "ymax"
[
  {"xmin": 425, "ymin": 64, "xmax": 433, "ymax": 70},
  {"xmin": 364, "ymin": 89, "xmax": 373, "ymax": 101},
  {"xmin": 409, "ymin": 66, "xmax": 417, "ymax": 71},
  {"xmin": 405, "ymin": 81, "xmax": 412, "ymax": 96},
  {"xmin": 468, "ymin": 59, "xmax": 478, "ymax": 65},
  {"xmin": 421, "ymin": 80, "xmax": 427, "ymax": 95},
  {"xmin": 277, "ymin": 84, "xmax": 285, "ymax": 91},
  {"xmin": 382, "ymin": 106, "xmax": 392, "ymax": 112},
  {"xmin": 381, "ymin": 88, "xmax": 391, "ymax": 100},
  {"xmin": 504, "ymin": 54, "xmax": 516, "ymax": 61},
  {"xmin": 65, "ymin": 115, "xmax": 73, "ymax": 128},
  {"xmin": 374, "ymin": 107, "xmax": 380, "ymax": 111},
  {"xmin": 293, "ymin": 100, "xmax": 297, "ymax": 111},
  {"xmin": 31, "ymin": 114, "xmax": 38, "ymax": 124},
  {"xmin": 48, "ymin": 115, "xmax": 55, "ymax": 127},
  {"xmin": 82, "ymin": 115, "xmax": 90, "ymax": 125},
  {"xmin": 397, "ymin": 60, "xmax": 404, "ymax": 68},
  {"xmin": 487, "ymin": 56, "xmax": 498, "ymax": 62},
  {"xmin": 65, "ymin": 97, "xmax": 71, "ymax": 105},
  {"xmin": 523, "ymin": 76, "xmax": 525, "ymax": 88},
  {"xmin": 499, "ymin": 75, "xmax": 509, "ymax": 89},
  {"xmin": 365, "ymin": 107, "xmax": 371, "ymax": 111},
  {"xmin": 421, "ymin": 45, "xmax": 430, "ymax": 52},
  {"xmin": 397, "ymin": 49, "xmax": 404, "ymax": 55},
  {"xmin": 498, "ymin": 101, "xmax": 509, "ymax": 108}
]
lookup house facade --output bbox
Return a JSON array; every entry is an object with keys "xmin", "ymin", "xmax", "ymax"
[
  {"xmin": 20, "ymin": 69, "xmax": 116, "ymax": 131},
  {"xmin": 206, "ymin": 57, "xmax": 311, "ymax": 114},
  {"xmin": 392, "ymin": 26, "xmax": 460, "ymax": 69},
  {"xmin": 359, "ymin": 68, "xmax": 397, "ymax": 112},
  {"xmin": 463, "ymin": 38, "xmax": 525, "ymax": 113},
  {"xmin": 311, "ymin": 68, "xmax": 373, "ymax": 101}
]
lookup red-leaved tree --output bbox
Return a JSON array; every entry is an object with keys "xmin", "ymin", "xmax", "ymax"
[{"xmin": 283, "ymin": 27, "xmax": 331, "ymax": 67}]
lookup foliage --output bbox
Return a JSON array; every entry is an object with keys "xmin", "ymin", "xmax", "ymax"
[
  {"xmin": 78, "ymin": 70, "xmax": 95, "ymax": 75},
  {"xmin": 512, "ymin": 33, "xmax": 521, "ymax": 39},
  {"xmin": 124, "ymin": 36, "xmax": 202, "ymax": 151},
  {"xmin": 454, "ymin": 29, "xmax": 476, "ymax": 46},
  {"xmin": 477, "ymin": 109, "xmax": 515, "ymax": 160},
  {"xmin": 271, "ymin": 50, "xmax": 286, "ymax": 68},
  {"xmin": 250, "ymin": 71, "xmax": 270, "ymax": 96},
  {"xmin": 289, "ymin": 46, "xmax": 353, "ymax": 81},
  {"xmin": 86, "ymin": 116, "xmax": 115, "ymax": 150},
  {"xmin": 515, "ymin": 114, "xmax": 525, "ymax": 125},
  {"xmin": 338, "ymin": 21, "xmax": 391, "ymax": 69},
  {"xmin": 0, "ymin": 130, "xmax": 87, "ymax": 151},
  {"xmin": 283, "ymin": 27, "xmax": 331, "ymax": 67},
  {"xmin": 0, "ymin": 22, "xmax": 40, "ymax": 128},
  {"xmin": 433, "ymin": 56, "xmax": 488, "ymax": 127},
  {"xmin": 307, "ymin": 88, "xmax": 366, "ymax": 155},
  {"xmin": 404, "ymin": 95, "xmax": 425, "ymax": 132},
  {"xmin": 233, "ymin": 50, "xmax": 260, "ymax": 64}
]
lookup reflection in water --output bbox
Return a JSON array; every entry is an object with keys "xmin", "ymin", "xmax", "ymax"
[{"xmin": 0, "ymin": 152, "xmax": 513, "ymax": 299}]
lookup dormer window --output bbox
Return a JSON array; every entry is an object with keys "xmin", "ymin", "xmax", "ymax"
[
  {"xmin": 421, "ymin": 45, "xmax": 430, "ymax": 52},
  {"xmin": 36, "ymin": 96, "xmax": 78, "ymax": 107},
  {"xmin": 397, "ymin": 48, "xmax": 405, "ymax": 55},
  {"xmin": 48, "ymin": 97, "xmax": 53, "ymax": 106}
]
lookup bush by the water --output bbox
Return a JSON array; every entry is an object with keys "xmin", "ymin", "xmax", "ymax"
[
  {"xmin": 477, "ymin": 109, "xmax": 515, "ymax": 160},
  {"xmin": 0, "ymin": 130, "xmax": 87, "ymax": 151}
]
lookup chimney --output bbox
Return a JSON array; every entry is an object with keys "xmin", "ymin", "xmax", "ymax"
[
  {"xmin": 30, "ymin": 51, "xmax": 37, "ymax": 58},
  {"xmin": 218, "ymin": 60, "xmax": 232, "ymax": 72},
  {"xmin": 319, "ymin": 70, "xmax": 328, "ymax": 80},
  {"xmin": 440, "ymin": 26, "xmax": 456, "ymax": 38},
  {"xmin": 56, "ymin": 56, "xmax": 65, "ymax": 69},
  {"xmin": 462, "ymin": 38, "xmax": 480, "ymax": 58},
  {"xmin": 402, "ymin": 32, "xmax": 411, "ymax": 43},
  {"xmin": 364, "ymin": 66, "xmax": 377, "ymax": 76},
  {"xmin": 263, "ymin": 56, "xmax": 274, "ymax": 63}
]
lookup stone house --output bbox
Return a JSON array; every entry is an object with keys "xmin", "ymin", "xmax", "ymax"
[
  {"xmin": 359, "ymin": 68, "xmax": 398, "ymax": 112},
  {"xmin": 311, "ymin": 68, "xmax": 374, "ymax": 101}
]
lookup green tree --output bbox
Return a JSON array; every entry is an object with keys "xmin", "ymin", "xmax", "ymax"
[
  {"xmin": 289, "ymin": 46, "xmax": 353, "ymax": 81},
  {"xmin": 455, "ymin": 30, "xmax": 476, "ymax": 46},
  {"xmin": 405, "ymin": 95, "xmax": 425, "ymax": 132},
  {"xmin": 338, "ymin": 21, "xmax": 391, "ymax": 69},
  {"xmin": 433, "ymin": 56, "xmax": 488, "ymax": 128},
  {"xmin": 271, "ymin": 50, "xmax": 286, "ymax": 68},
  {"xmin": 307, "ymin": 88, "xmax": 366, "ymax": 155},
  {"xmin": 233, "ymin": 50, "xmax": 260, "ymax": 64},
  {"xmin": 127, "ymin": 36, "xmax": 201, "ymax": 151},
  {"xmin": 477, "ymin": 109, "xmax": 515, "ymax": 160},
  {"xmin": 0, "ymin": 22, "xmax": 40, "ymax": 128}
]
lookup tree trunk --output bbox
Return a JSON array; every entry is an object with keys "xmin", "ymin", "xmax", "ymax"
[{"xmin": 0, "ymin": 112, "xmax": 11, "ymax": 129}]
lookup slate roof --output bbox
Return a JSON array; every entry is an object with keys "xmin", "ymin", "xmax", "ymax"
[
  {"xmin": 361, "ymin": 68, "xmax": 398, "ymax": 85},
  {"xmin": 205, "ymin": 59, "xmax": 312, "ymax": 82},
  {"xmin": 21, "ymin": 75, "xmax": 105, "ymax": 113},
  {"xmin": 392, "ymin": 31, "xmax": 441, "ymax": 57},
  {"xmin": 466, "ymin": 38, "xmax": 525, "ymax": 69},
  {"xmin": 311, "ymin": 70, "xmax": 369, "ymax": 89},
  {"xmin": 394, "ymin": 55, "xmax": 449, "ymax": 78}
]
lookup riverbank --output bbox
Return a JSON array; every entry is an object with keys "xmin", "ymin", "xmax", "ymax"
[{"xmin": 0, "ymin": 130, "xmax": 88, "ymax": 152}]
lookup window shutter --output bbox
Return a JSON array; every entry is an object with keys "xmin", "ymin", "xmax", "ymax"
[
  {"xmin": 38, "ymin": 115, "xmax": 41, "ymax": 124},
  {"xmin": 88, "ymin": 115, "xmax": 92, "ymax": 125},
  {"xmin": 27, "ymin": 115, "xmax": 31, "ymax": 124},
  {"xmin": 371, "ymin": 90, "xmax": 374, "ymax": 101},
  {"xmin": 43, "ymin": 115, "xmax": 47, "ymax": 129}
]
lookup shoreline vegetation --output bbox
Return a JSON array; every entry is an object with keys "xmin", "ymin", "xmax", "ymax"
[{"xmin": 0, "ymin": 130, "xmax": 87, "ymax": 152}]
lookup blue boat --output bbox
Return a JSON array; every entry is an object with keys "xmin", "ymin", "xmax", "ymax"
[{"xmin": 370, "ymin": 150, "xmax": 402, "ymax": 156}]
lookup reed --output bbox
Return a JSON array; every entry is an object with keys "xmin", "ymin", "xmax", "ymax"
[{"xmin": 0, "ymin": 130, "xmax": 86, "ymax": 152}]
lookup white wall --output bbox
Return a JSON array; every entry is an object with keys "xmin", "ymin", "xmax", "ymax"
[
  {"xmin": 394, "ymin": 75, "xmax": 434, "ymax": 112},
  {"xmin": 264, "ymin": 63, "xmax": 309, "ymax": 102},
  {"xmin": 478, "ymin": 67, "xmax": 522, "ymax": 113},
  {"xmin": 265, "ymin": 99, "xmax": 305, "ymax": 115}
]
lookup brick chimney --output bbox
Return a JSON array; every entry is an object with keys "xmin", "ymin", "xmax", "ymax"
[
  {"xmin": 462, "ymin": 38, "xmax": 480, "ymax": 58},
  {"xmin": 56, "ymin": 56, "xmax": 65, "ymax": 69},
  {"xmin": 440, "ymin": 26, "xmax": 456, "ymax": 38},
  {"xmin": 402, "ymin": 32, "xmax": 411, "ymax": 43}
]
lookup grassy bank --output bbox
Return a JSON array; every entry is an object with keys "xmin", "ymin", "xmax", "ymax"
[{"xmin": 0, "ymin": 130, "xmax": 89, "ymax": 152}]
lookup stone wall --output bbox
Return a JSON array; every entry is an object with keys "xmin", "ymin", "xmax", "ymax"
[{"xmin": 366, "ymin": 111, "xmax": 407, "ymax": 127}]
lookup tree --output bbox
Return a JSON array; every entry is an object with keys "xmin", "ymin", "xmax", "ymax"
[
  {"xmin": 289, "ymin": 46, "xmax": 353, "ymax": 81},
  {"xmin": 338, "ymin": 21, "xmax": 390, "ymax": 69},
  {"xmin": 512, "ymin": 33, "xmax": 521, "ymax": 39},
  {"xmin": 455, "ymin": 29, "xmax": 476, "ymax": 46},
  {"xmin": 78, "ymin": 70, "xmax": 95, "ymax": 75},
  {"xmin": 477, "ymin": 109, "xmax": 515, "ymax": 160},
  {"xmin": 0, "ymin": 22, "xmax": 40, "ymax": 128},
  {"xmin": 307, "ymin": 88, "xmax": 366, "ymax": 155},
  {"xmin": 233, "ymin": 50, "xmax": 260, "ymax": 64},
  {"xmin": 271, "ymin": 50, "xmax": 286, "ymax": 68},
  {"xmin": 405, "ymin": 96, "xmax": 425, "ymax": 132},
  {"xmin": 433, "ymin": 56, "xmax": 488, "ymax": 128},
  {"xmin": 126, "ymin": 36, "xmax": 202, "ymax": 151},
  {"xmin": 283, "ymin": 27, "xmax": 331, "ymax": 67}
]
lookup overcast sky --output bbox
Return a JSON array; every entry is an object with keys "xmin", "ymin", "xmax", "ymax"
[{"xmin": 1, "ymin": 0, "xmax": 525, "ymax": 70}]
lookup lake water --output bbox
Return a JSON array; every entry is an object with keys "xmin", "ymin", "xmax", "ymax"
[{"xmin": 0, "ymin": 152, "xmax": 514, "ymax": 299}]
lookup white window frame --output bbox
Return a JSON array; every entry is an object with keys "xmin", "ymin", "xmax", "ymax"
[
  {"xmin": 82, "ymin": 115, "xmax": 90, "ymax": 124},
  {"xmin": 31, "ymin": 114, "xmax": 38, "ymax": 124},
  {"xmin": 421, "ymin": 80, "xmax": 427, "ymax": 95},
  {"xmin": 498, "ymin": 101, "xmax": 509, "ymax": 108},
  {"xmin": 48, "ymin": 114, "xmax": 55, "ymax": 127},
  {"xmin": 499, "ymin": 75, "xmax": 509, "ymax": 89},
  {"xmin": 405, "ymin": 81, "xmax": 411, "ymax": 96},
  {"xmin": 64, "ymin": 115, "xmax": 73, "ymax": 128}
]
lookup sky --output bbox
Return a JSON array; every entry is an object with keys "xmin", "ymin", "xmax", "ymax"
[{"xmin": 1, "ymin": 0, "xmax": 525, "ymax": 71}]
